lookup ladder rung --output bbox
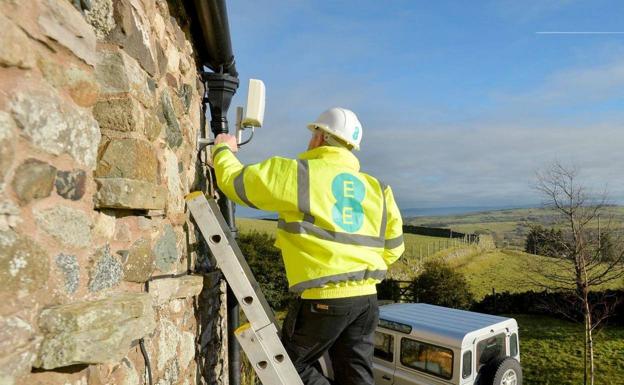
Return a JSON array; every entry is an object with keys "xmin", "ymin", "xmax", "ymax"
[
  {"xmin": 235, "ymin": 323, "xmax": 304, "ymax": 385},
  {"xmin": 186, "ymin": 193, "xmax": 304, "ymax": 385}
]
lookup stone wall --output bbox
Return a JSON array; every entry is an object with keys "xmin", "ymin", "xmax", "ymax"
[{"xmin": 0, "ymin": 1, "xmax": 227, "ymax": 384}]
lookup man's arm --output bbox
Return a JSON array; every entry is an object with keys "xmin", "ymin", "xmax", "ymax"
[
  {"xmin": 383, "ymin": 185, "xmax": 404, "ymax": 266},
  {"xmin": 211, "ymin": 141, "xmax": 298, "ymax": 212}
]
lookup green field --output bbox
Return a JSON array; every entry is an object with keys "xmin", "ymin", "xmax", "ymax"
[
  {"xmin": 237, "ymin": 217, "xmax": 624, "ymax": 385},
  {"xmin": 452, "ymin": 248, "xmax": 563, "ymax": 299},
  {"xmin": 516, "ymin": 314, "xmax": 624, "ymax": 385}
]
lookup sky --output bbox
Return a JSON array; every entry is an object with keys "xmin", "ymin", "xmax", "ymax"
[{"xmin": 223, "ymin": 0, "xmax": 624, "ymax": 216}]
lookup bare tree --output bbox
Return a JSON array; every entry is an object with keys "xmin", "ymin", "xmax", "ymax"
[{"xmin": 531, "ymin": 162, "xmax": 624, "ymax": 385}]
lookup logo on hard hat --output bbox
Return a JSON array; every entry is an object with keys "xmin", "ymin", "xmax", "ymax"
[{"xmin": 352, "ymin": 126, "xmax": 360, "ymax": 140}]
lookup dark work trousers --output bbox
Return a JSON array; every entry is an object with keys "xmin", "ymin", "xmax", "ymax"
[{"xmin": 281, "ymin": 294, "xmax": 379, "ymax": 385}]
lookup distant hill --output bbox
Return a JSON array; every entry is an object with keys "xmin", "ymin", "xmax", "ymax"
[
  {"xmin": 400, "ymin": 204, "xmax": 536, "ymax": 217},
  {"xmin": 406, "ymin": 205, "xmax": 624, "ymax": 248}
]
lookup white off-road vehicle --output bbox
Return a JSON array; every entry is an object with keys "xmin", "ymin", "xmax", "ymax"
[{"xmin": 373, "ymin": 303, "xmax": 521, "ymax": 385}]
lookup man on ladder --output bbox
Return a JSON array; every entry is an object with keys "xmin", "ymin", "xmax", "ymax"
[{"xmin": 212, "ymin": 107, "xmax": 404, "ymax": 385}]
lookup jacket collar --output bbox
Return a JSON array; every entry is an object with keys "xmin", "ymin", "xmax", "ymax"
[{"xmin": 298, "ymin": 146, "xmax": 360, "ymax": 171}]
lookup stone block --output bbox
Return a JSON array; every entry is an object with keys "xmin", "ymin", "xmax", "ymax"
[
  {"xmin": 88, "ymin": 244, "xmax": 123, "ymax": 292},
  {"xmin": 55, "ymin": 254, "xmax": 79, "ymax": 294},
  {"xmin": 93, "ymin": 97, "xmax": 144, "ymax": 132},
  {"xmin": 93, "ymin": 211, "xmax": 116, "ymax": 239},
  {"xmin": 10, "ymin": 82, "xmax": 100, "ymax": 169},
  {"xmin": 95, "ymin": 50, "xmax": 153, "ymax": 107},
  {"xmin": 0, "ymin": 230, "xmax": 49, "ymax": 296},
  {"xmin": 0, "ymin": 315, "xmax": 41, "ymax": 381},
  {"xmin": 0, "ymin": 112, "xmax": 16, "ymax": 191},
  {"xmin": 38, "ymin": 57, "xmax": 100, "ymax": 107},
  {"xmin": 34, "ymin": 205, "xmax": 92, "ymax": 248},
  {"xmin": 123, "ymin": 238, "xmax": 155, "ymax": 282},
  {"xmin": 179, "ymin": 84, "xmax": 193, "ymax": 113},
  {"xmin": 108, "ymin": 0, "xmax": 158, "ymax": 76},
  {"xmin": 149, "ymin": 275, "xmax": 204, "ymax": 306},
  {"xmin": 0, "ymin": 14, "xmax": 36, "ymax": 69},
  {"xmin": 164, "ymin": 149, "xmax": 184, "ymax": 214},
  {"xmin": 161, "ymin": 89, "xmax": 182, "ymax": 148},
  {"xmin": 155, "ymin": 319, "xmax": 178, "ymax": 373},
  {"xmin": 94, "ymin": 178, "xmax": 166, "ymax": 210},
  {"xmin": 0, "ymin": 201, "xmax": 21, "ymax": 232},
  {"xmin": 55, "ymin": 169, "xmax": 87, "ymax": 201},
  {"xmin": 84, "ymin": 0, "xmax": 115, "ymax": 39},
  {"xmin": 35, "ymin": 293, "xmax": 156, "ymax": 369},
  {"xmin": 165, "ymin": 43, "xmax": 180, "ymax": 73},
  {"xmin": 12, "ymin": 159, "xmax": 57, "ymax": 204},
  {"xmin": 95, "ymin": 138, "xmax": 159, "ymax": 183},
  {"xmin": 178, "ymin": 331, "xmax": 195, "ymax": 371},
  {"xmin": 152, "ymin": 12, "xmax": 165, "ymax": 40},
  {"xmin": 144, "ymin": 114, "xmax": 162, "ymax": 141},
  {"xmin": 154, "ymin": 224, "xmax": 178, "ymax": 271},
  {"xmin": 38, "ymin": 0, "xmax": 97, "ymax": 66}
]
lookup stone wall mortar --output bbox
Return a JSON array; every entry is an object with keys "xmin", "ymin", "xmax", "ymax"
[{"xmin": 0, "ymin": 1, "xmax": 226, "ymax": 385}]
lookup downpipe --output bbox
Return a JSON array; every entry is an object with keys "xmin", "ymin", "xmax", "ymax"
[
  {"xmin": 201, "ymin": 69, "xmax": 241, "ymax": 385},
  {"xmin": 191, "ymin": 1, "xmax": 242, "ymax": 384}
]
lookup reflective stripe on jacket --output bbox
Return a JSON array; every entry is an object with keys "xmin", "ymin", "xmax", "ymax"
[{"xmin": 212, "ymin": 143, "xmax": 405, "ymax": 299}]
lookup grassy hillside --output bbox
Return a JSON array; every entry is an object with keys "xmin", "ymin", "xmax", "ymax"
[
  {"xmin": 237, "ymin": 218, "xmax": 624, "ymax": 385},
  {"xmin": 451, "ymin": 248, "xmax": 566, "ymax": 299},
  {"xmin": 238, "ymin": 218, "xmax": 624, "ymax": 297},
  {"xmin": 407, "ymin": 206, "xmax": 624, "ymax": 248}
]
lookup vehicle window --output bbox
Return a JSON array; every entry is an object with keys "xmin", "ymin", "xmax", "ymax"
[
  {"xmin": 477, "ymin": 333, "xmax": 507, "ymax": 366},
  {"xmin": 510, "ymin": 333, "xmax": 518, "ymax": 357},
  {"xmin": 374, "ymin": 331, "xmax": 394, "ymax": 362},
  {"xmin": 379, "ymin": 319, "xmax": 412, "ymax": 334},
  {"xmin": 400, "ymin": 338, "xmax": 453, "ymax": 380},
  {"xmin": 462, "ymin": 350, "xmax": 472, "ymax": 379}
]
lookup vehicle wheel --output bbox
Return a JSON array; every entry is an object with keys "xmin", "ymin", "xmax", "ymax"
[
  {"xmin": 490, "ymin": 357, "xmax": 522, "ymax": 385},
  {"xmin": 477, "ymin": 357, "xmax": 522, "ymax": 385}
]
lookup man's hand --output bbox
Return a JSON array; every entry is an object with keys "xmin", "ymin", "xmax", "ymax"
[{"xmin": 214, "ymin": 133, "xmax": 238, "ymax": 153}]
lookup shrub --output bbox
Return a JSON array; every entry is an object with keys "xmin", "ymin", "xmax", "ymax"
[
  {"xmin": 237, "ymin": 231, "xmax": 293, "ymax": 310},
  {"xmin": 472, "ymin": 289, "xmax": 624, "ymax": 326},
  {"xmin": 412, "ymin": 259, "xmax": 474, "ymax": 309}
]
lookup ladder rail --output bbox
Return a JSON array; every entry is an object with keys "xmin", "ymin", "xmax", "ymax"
[{"xmin": 186, "ymin": 192, "xmax": 304, "ymax": 385}]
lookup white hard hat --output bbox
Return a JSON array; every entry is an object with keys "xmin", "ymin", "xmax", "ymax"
[{"xmin": 307, "ymin": 107, "xmax": 363, "ymax": 150}]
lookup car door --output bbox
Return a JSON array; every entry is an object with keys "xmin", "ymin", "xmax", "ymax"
[{"xmin": 373, "ymin": 330, "xmax": 396, "ymax": 384}]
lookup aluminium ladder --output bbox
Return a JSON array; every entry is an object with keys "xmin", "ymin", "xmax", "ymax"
[{"xmin": 185, "ymin": 192, "xmax": 304, "ymax": 385}]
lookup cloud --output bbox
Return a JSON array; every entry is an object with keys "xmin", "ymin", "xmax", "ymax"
[
  {"xmin": 492, "ymin": 57, "xmax": 624, "ymax": 107},
  {"xmin": 360, "ymin": 119, "xmax": 624, "ymax": 208},
  {"xmin": 226, "ymin": 1, "xmax": 624, "ymax": 213}
]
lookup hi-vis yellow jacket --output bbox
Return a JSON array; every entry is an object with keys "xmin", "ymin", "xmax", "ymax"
[{"xmin": 212, "ymin": 143, "xmax": 404, "ymax": 299}]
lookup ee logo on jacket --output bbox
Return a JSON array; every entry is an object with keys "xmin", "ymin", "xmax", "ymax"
[{"xmin": 331, "ymin": 173, "xmax": 365, "ymax": 232}]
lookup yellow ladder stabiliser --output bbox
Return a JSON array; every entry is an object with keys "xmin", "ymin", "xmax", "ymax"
[{"xmin": 185, "ymin": 192, "xmax": 304, "ymax": 385}]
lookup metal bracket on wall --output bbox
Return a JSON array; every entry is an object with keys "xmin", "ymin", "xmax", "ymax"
[{"xmin": 185, "ymin": 192, "xmax": 304, "ymax": 385}]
